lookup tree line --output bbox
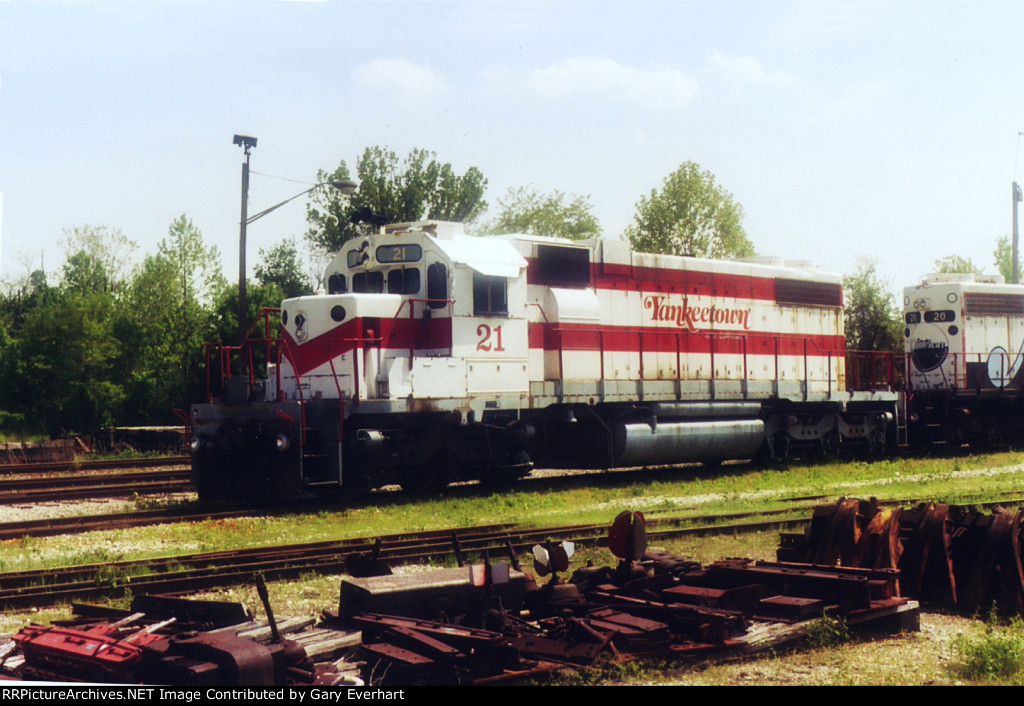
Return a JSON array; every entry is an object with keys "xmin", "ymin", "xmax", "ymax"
[
  {"xmin": 0, "ymin": 217, "xmax": 310, "ymax": 437},
  {"xmin": 306, "ymin": 146, "xmax": 753, "ymax": 257}
]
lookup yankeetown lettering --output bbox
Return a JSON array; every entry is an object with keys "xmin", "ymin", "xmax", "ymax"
[{"xmin": 643, "ymin": 295, "xmax": 752, "ymax": 331}]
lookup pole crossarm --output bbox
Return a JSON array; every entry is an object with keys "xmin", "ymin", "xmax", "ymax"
[{"xmin": 246, "ymin": 185, "xmax": 317, "ymax": 225}]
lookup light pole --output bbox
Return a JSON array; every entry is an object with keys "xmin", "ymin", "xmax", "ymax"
[
  {"xmin": 233, "ymin": 134, "xmax": 356, "ymax": 341},
  {"xmin": 234, "ymin": 134, "xmax": 257, "ymax": 343},
  {"xmin": 1014, "ymin": 181, "xmax": 1022, "ymax": 284}
]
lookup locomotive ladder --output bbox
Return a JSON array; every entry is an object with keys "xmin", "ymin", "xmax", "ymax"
[{"xmin": 896, "ymin": 394, "xmax": 909, "ymax": 448}]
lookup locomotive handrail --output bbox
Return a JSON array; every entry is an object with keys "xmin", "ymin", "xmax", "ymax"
[
  {"xmin": 172, "ymin": 408, "xmax": 192, "ymax": 449},
  {"xmin": 330, "ymin": 332, "xmax": 385, "ymax": 408},
  {"xmin": 203, "ymin": 307, "xmax": 283, "ymax": 402},
  {"xmin": 845, "ymin": 350, "xmax": 897, "ymax": 392}
]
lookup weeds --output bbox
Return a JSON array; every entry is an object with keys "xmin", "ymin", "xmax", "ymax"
[
  {"xmin": 93, "ymin": 563, "xmax": 152, "ymax": 588},
  {"xmin": 951, "ymin": 613, "xmax": 1024, "ymax": 684},
  {"xmin": 537, "ymin": 658, "xmax": 673, "ymax": 686},
  {"xmin": 131, "ymin": 493, "xmax": 172, "ymax": 512},
  {"xmin": 805, "ymin": 613, "xmax": 851, "ymax": 649}
]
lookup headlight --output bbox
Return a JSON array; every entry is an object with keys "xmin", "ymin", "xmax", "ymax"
[
  {"xmin": 276, "ymin": 434, "xmax": 291, "ymax": 452},
  {"xmin": 189, "ymin": 437, "xmax": 201, "ymax": 452}
]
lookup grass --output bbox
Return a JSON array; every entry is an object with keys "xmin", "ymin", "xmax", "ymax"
[
  {"xmin": 0, "ymin": 446, "xmax": 1019, "ymax": 684},
  {"xmin": 0, "ymin": 449, "xmax": 1023, "ymax": 643},
  {"xmin": 0, "ymin": 431, "xmax": 50, "ymax": 444},
  {"xmin": 537, "ymin": 658, "xmax": 679, "ymax": 686},
  {"xmin": 951, "ymin": 613, "xmax": 1024, "ymax": 684},
  {"xmin": 1, "ymin": 450, "xmax": 1023, "ymax": 577}
]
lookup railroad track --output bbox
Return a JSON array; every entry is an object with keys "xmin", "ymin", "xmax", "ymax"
[
  {"xmin": 0, "ymin": 456, "xmax": 189, "ymax": 475},
  {"xmin": 5, "ymin": 489, "xmax": 1024, "ymax": 610},
  {"xmin": 0, "ymin": 468, "xmax": 192, "ymax": 504},
  {"xmin": 0, "ymin": 506, "xmax": 267, "ymax": 541},
  {"xmin": 6, "ymin": 482, "xmax": 1024, "ymax": 541},
  {"xmin": 0, "ymin": 514, "xmax": 818, "ymax": 610}
]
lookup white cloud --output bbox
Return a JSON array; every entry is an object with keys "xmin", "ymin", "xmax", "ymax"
[
  {"xmin": 525, "ymin": 58, "xmax": 698, "ymax": 110},
  {"xmin": 711, "ymin": 51, "xmax": 799, "ymax": 88},
  {"xmin": 353, "ymin": 59, "xmax": 449, "ymax": 101}
]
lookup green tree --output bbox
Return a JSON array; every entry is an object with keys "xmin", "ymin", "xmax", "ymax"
[
  {"xmin": 117, "ymin": 255, "xmax": 181, "ymax": 422},
  {"xmin": 0, "ymin": 226, "xmax": 144, "ymax": 435},
  {"xmin": 210, "ymin": 281, "xmax": 285, "ymax": 360},
  {"xmin": 844, "ymin": 258, "xmax": 902, "ymax": 353},
  {"xmin": 8, "ymin": 253, "xmax": 127, "ymax": 434},
  {"xmin": 118, "ymin": 216, "xmax": 225, "ymax": 422},
  {"xmin": 994, "ymin": 236, "xmax": 1019, "ymax": 283},
  {"xmin": 484, "ymin": 186, "xmax": 600, "ymax": 240},
  {"xmin": 0, "ymin": 268, "xmax": 53, "ymax": 335},
  {"xmin": 625, "ymin": 161, "xmax": 754, "ymax": 258},
  {"xmin": 933, "ymin": 255, "xmax": 982, "ymax": 275},
  {"xmin": 59, "ymin": 225, "xmax": 137, "ymax": 290},
  {"xmin": 306, "ymin": 146, "xmax": 488, "ymax": 253},
  {"xmin": 255, "ymin": 239, "xmax": 313, "ymax": 299}
]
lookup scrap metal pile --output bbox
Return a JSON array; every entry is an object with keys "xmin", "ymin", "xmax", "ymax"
[
  {"xmin": 778, "ymin": 498, "xmax": 1024, "ymax": 615},
  {"xmin": 0, "ymin": 589, "xmax": 362, "ymax": 686},
  {"xmin": 0, "ymin": 511, "xmax": 919, "ymax": 686},
  {"xmin": 326, "ymin": 510, "xmax": 917, "ymax": 685}
]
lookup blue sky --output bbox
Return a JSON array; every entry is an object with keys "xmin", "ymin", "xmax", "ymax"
[{"xmin": 2, "ymin": 1, "xmax": 1023, "ymax": 295}]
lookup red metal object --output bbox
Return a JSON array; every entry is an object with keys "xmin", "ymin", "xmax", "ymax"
[
  {"xmin": 608, "ymin": 510, "xmax": 646, "ymax": 561},
  {"xmin": 12, "ymin": 623, "xmax": 161, "ymax": 682},
  {"xmin": 846, "ymin": 350, "xmax": 898, "ymax": 391}
]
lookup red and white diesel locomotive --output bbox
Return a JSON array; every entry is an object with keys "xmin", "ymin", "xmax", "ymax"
[{"xmin": 190, "ymin": 220, "xmax": 902, "ymax": 502}]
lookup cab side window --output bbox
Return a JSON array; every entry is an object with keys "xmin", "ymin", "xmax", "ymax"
[
  {"xmin": 473, "ymin": 273, "xmax": 507, "ymax": 316},
  {"xmin": 427, "ymin": 263, "xmax": 448, "ymax": 309}
]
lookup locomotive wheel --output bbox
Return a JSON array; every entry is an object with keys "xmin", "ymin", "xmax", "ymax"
[
  {"xmin": 399, "ymin": 456, "xmax": 452, "ymax": 496},
  {"xmin": 969, "ymin": 423, "xmax": 1006, "ymax": 451},
  {"xmin": 946, "ymin": 424, "xmax": 966, "ymax": 448},
  {"xmin": 865, "ymin": 428, "xmax": 887, "ymax": 457},
  {"xmin": 399, "ymin": 472, "xmax": 449, "ymax": 496},
  {"xmin": 192, "ymin": 444, "xmax": 241, "ymax": 505},
  {"xmin": 192, "ymin": 461, "xmax": 227, "ymax": 505},
  {"xmin": 755, "ymin": 432, "xmax": 790, "ymax": 465},
  {"xmin": 479, "ymin": 466, "xmax": 526, "ymax": 490},
  {"xmin": 480, "ymin": 448, "xmax": 532, "ymax": 490},
  {"xmin": 820, "ymin": 429, "xmax": 840, "ymax": 457},
  {"xmin": 268, "ymin": 464, "xmax": 301, "ymax": 504}
]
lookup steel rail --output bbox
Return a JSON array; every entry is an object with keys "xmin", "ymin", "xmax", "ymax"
[
  {"xmin": 0, "ymin": 457, "xmax": 188, "ymax": 475},
  {"xmin": 0, "ymin": 470, "xmax": 193, "ymax": 504},
  {"xmin": 0, "ymin": 517, "xmax": 807, "ymax": 610}
]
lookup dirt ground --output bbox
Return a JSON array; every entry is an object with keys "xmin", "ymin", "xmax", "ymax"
[{"xmin": 627, "ymin": 611, "xmax": 974, "ymax": 686}]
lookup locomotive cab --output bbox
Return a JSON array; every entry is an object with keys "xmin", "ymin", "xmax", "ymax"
[
  {"xmin": 191, "ymin": 221, "xmax": 536, "ymax": 501},
  {"xmin": 275, "ymin": 221, "xmax": 531, "ymax": 408}
]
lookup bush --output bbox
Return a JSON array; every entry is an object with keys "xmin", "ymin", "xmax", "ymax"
[
  {"xmin": 952, "ymin": 614, "xmax": 1024, "ymax": 683},
  {"xmin": 805, "ymin": 613, "xmax": 851, "ymax": 649}
]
